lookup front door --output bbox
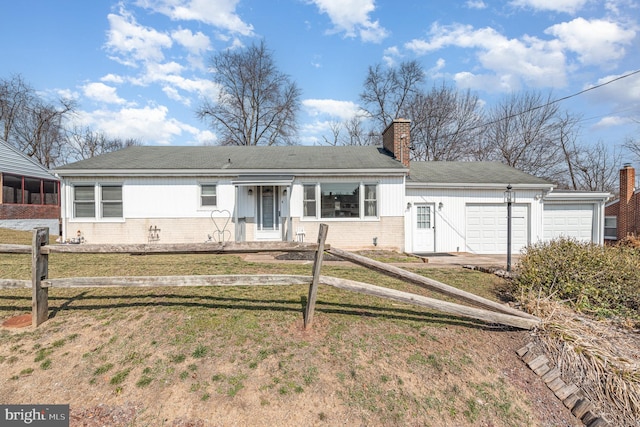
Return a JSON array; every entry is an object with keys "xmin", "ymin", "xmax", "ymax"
[
  {"xmin": 256, "ymin": 186, "xmax": 281, "ymax": 240},
  {"xmin": 412, "ymin": 203, "xmax": 435, "ymax": 253}
]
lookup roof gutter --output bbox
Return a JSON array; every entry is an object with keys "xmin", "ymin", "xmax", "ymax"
[
  {"xmin": 54, "ymin": 168, "xmax": 408, "ymax": 178},
  {"xmin": 405, "ymin": 182, "xmax": 555, "ymax": 191}
]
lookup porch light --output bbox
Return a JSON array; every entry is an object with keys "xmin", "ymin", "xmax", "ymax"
[
  {"xmin": 438, "ymin": 202, "xmax": 444, "ymax": 210},
  {"xmin": 504, "ymin": 184, "xmax": 515, "ymax": 272},
  {"xmin": 406, "ymin": 202, "xmax": 412, "ymax": 210},
  {"xmin": 248, "ymin": 189, "xmax": 253, "ymax": 195},
  {"xmin": 504, "ymin": 184, "xmax": 515, "ymax": 204}
]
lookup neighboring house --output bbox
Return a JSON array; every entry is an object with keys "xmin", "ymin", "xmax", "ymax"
[
  {"xmin": 54, "ymin": 119, "xmax": 610, "ymax": 254},
  {"xmin": 0, "ymin": 141, "xmax": 60, "ymax": 232},
  {"xmin": 604, "ymin": 164, "xmax": 639, "ymax": 242}
]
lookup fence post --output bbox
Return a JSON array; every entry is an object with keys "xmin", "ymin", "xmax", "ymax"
[
  {"xmin": 32, "ymin": 227, "xmax": 49, "ymax": 327},
  {"xmin": 304, "ymin": 223, "xmax": 328, "ymax": 329}
]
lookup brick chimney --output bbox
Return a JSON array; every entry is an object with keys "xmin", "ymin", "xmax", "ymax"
[
  {"xmin": 382, "ymin": 118, "xmax": 410, "ymax": 168},
  {"xmin": 618, "ymin": 163, "xmax": 636, "ymax": 240}
]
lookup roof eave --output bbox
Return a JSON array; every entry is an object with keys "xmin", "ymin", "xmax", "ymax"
[
  {"xmin": 544, "ymin": 191, "xmax": 611, "ymax": 202},
  {"xmin": 405, "ymin": 181, "xmax": 555, "ymax": 190},
  {"xmin": 55, "ymin": 168, "xmax": 408, "ymax": 178}
]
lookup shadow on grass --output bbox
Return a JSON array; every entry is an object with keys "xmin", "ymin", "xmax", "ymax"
[{"xmin": 0, "ymin": 289, "xmax": 515, "ymax": 331}]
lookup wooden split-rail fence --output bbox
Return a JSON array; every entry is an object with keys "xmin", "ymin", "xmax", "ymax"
[{"xmin": 0, "ymin": 224, "xmax": 540, "ymax": 330}]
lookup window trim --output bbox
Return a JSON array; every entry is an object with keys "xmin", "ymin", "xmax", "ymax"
[
  {"xmin": 302, "ymin": 184, "xmax": 317, "ymax": 218},
  {"xmin": 604, "ymin": 216, "xmax": 617, "ymax": 240},
  {"xmin": 73, "ymin": 185, "xmax": 96, "ymax": 219},
  {"xmin": 301, "ymin": 182, "xmax": 379, "ymax": 221},
  {"xmin": 101, "ymin": 185, "xmax": 123, "ymax": 218},
  {"xmin": 199, "ymin": 183, "xmax": 218, "ymax": 208},
  {"xmin": 71, "ymin": 183, "xmax": 123, "ymax": 221}
]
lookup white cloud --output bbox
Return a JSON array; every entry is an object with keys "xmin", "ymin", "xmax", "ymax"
[
  {"xmin": 171, "ymin": 28, "xmax": 211, "ymax": 54},
  {"xmin": 82, "ymin": 82, "xmax": 126, "ymax": 105},
  {"xmin": 545, "ymin": 18, "xmax": 636, "ymax": 66},
  {"xmin": 406, "ymin": 23, "xmax": 567, "ymax": 91},
  {"xmin": 135, "ymin": 0, "xmax": 254, "ymax": 36},
  {"xmin": 101, "ymin": 74, "xmax": 125, "ymax": 84},
  {"xmin": 308, "ymin": 0, "xmax": 389, "ymax": 43},
  {"xmin": 81, "ymin": 105, "xmax": 203, "ymax": 145},
  {"xmin": 383, "ymin": 46, "xmax": 401, "ymax": 67},
  {"xmin": 510, "ymin": 0, "xmax": 589, "ymax": 14},
  {"xmin": 466, "ymin": 0, "xmax": 487, "ymax": 9},
  {"xmin": 592, "ymin": 115, "xmax": 634, "ymax": 128},
  {"xmin": 585, "ymin": 70, "xmax": 640, "ymax": 106},
  {"xmin": 105, "ymin": 9, "xmax": 173, "ymax": 66},
  {"xmin": 302, "ymin": 99, "xmax": 360, "ymax": 120}
]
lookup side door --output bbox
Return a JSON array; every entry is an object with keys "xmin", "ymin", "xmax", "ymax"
[{"xmin": 412, "ymin": 203, "xmax": 435, "ymax": 253}]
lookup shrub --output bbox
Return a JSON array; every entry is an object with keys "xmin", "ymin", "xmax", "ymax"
[{"xmin": 513, "ymin": 237, "xmax": 640, "ymax": 319}]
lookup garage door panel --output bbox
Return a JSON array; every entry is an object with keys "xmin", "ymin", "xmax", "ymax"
[
  {"xmin": 544, "ymin": 204, "xmax": 593, "ymax": 242},
  {"xmin": 466, "ymin": 204, "xmax": 529, "ymax": 254}
]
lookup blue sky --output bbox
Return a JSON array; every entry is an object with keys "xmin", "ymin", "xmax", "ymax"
[{"xmin": 1, "ymin": 0, "xmax": 639, "ymax": 152}]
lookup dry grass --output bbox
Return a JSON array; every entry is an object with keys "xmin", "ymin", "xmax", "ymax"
[
  {"xmin": 0, "ymin": 228, "xmax": 581, "ymax": 426},
  {"xmin": 523, "ymin": 299, "xmax": 640, "ymax": 426}
]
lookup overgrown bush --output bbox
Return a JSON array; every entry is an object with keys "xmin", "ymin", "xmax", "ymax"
[{"xmin": 512, "ymin": 237, "xmax": 640, "ymax": 319}]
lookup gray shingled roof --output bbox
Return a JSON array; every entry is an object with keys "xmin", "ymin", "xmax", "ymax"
[
  {"xmin": 0, "ymin": 141, "xmax": 58, "ymax": 180},
  {"xmin": 407, "ymin": 161, "xmax": 553, "ymax": 186},
  {"xmin": 55, "ymin": 146, "xmax": 406, "ymax": 172}
]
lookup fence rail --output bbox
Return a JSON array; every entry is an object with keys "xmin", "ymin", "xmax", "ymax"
[{"xmin": 0, "ymin": 226, "xmax": 540, "ymax": 330}]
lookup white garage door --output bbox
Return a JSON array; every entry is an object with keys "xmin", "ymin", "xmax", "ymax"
[
  {"xmin": 466, "ymin": 204, "xmax": 529, "ymax": 254},
  {"xmin": 543, "ymin": 204, "xmax": 594, "ymax": 242}
]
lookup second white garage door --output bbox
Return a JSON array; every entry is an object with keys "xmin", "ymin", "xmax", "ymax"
[
  {"xmin": 543, "ymin": 204, "xmax": 594, "ymax": 242},
  {"xmin": 466, "ymin": 204, "xmax": 529, "ymax": 254}
]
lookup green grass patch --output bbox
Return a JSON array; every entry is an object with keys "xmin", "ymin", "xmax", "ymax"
[{"xmin": 109, "ymin": 368, "xmax": 131, "ymax": 385}]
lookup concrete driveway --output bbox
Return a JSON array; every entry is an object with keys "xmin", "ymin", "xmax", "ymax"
[{"xmin": 410, "ymin": 252, "xmax": 518, "ymax": 268}]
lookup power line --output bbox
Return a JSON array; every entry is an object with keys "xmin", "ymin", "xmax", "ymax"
[{"xmin": 432, "ymin": 68, "xmax": 640, "ymax": 138}]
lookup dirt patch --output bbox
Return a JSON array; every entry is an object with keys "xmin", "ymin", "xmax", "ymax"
[{"xmin": 1, "ymin": 313, "xmax": 31, "ymax": 328}]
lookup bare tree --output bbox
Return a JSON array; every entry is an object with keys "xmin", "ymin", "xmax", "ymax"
[
  {"xmin": 69, "ymin": 127, "xmax": 142, "ymax": 161},
  {"xmin": 0, "ymin": 74, "xmax": 76, "ymax": 167},
  {"xmin": 623, "ymin": 136, "xmax": 640, "ymax": 162},
  {"xmin": 573, "ymin": 141, "xmax": 621, "ymax": 193},
  {"xmin": 0, "ymin": 74, "xmax": 32, "ymax": 145},
  {"xmin": 198, "ymin": 41, "xmax": 301, "ymax": 146},
  {"xmin": 359, "ymin": 60, "xmax": 425, "ymax": 130},
  {"xmin": 321, "ymin": 120, "xmax": 342, "ymax": 146},
  {"xmin": 483, "ymin": 91, "xmax": 569, "ymax": 182},
  {"xmin": 342, "ymin": 115, "xmax": 378, "ymax": 146},
  {"xmin": 408, "ymin": 83, "xmax": 484, "ymax": 161}
]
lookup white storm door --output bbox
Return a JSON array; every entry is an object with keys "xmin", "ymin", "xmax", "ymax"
[
  {"xmin": 412, "ymin": 203, "xmax": 435, "ymax": 253},
  {"xmin": 256, "ymin": 186, "xmax": 281, "ymax": 240}
]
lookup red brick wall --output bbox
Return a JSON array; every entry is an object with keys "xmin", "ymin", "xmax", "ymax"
[
  {"xmin": 382, "ymin": 119, "xmax": 411, "ymax": 168},
  {"xmin": 617, "ymin": 165, "xmax": 636, "ymax": 240},
  {"xmin": 0, "ymin": 204, "xmax": 60, "ymax": 220}
]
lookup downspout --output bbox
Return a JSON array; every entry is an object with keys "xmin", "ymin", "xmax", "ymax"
[
  {"xmin": 286, "ymin": 185, "xmax": 292, "ymax": 241},
  {"xmin": 234, "ymin": 185, "xmax": 239, "ymax": 242}
]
